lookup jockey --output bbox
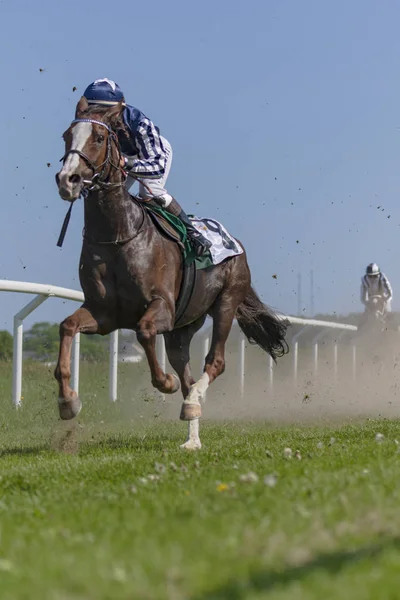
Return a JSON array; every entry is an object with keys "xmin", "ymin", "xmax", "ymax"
[
  {"xmin": 83, "ymin": 78, "xmax": 211, "ymax": 256},
  {"xmin": 360, "ymin": 263, "xmax": 393, "ymax": 313}
]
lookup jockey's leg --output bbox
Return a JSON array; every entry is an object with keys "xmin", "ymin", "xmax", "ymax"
[
  {"xmin": 131, "ymin": 137, "xmax": 212, "ymax": 257},
  {"xmin": 153, "ymin": 195, "xmax": 212, "ymax": 257}
]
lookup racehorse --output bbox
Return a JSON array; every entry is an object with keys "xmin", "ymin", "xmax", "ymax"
[{"xmin": 55, "ymin": 96, "xmax": 289, "ymax": 449}]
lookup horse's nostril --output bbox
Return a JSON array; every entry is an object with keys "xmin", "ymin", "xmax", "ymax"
[{"xmin": 69, "ymin": 174, "xmax": 81, "ymax": 185}]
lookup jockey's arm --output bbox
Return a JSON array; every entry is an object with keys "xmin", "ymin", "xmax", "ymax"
[
  {"xmin": 382, "ymin": 274, "xmax": 393, "ymax": 300},
  {"xmin": 360, "ymin": 279, "xmax": 368, "ymax": 305},
  {"xmin": 124, "ymin": 119, "xmax": 167, "ymax": 180}
]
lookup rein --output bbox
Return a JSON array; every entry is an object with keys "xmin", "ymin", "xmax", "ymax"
[{"xmin": 57, "ymin": 118, "xmax": 126, "ymax": 248}]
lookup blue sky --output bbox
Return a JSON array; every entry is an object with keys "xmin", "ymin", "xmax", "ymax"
[{"xmin": 0, "ymin": 0, "xmax": 400, "ymax": 330}]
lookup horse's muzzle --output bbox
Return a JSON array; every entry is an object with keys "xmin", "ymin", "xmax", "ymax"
[{"xmin": 56, "ymin": 171, "xmax": 83, "ymax": 201}]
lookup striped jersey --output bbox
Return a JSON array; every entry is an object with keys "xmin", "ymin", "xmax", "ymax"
[
  {"xmin": 360, "ymin": 273, "xmax": 393, "ymax": 304},
  {"xmin": 118, "ymin": 104, "xmax": 167, "ymax": 179}
]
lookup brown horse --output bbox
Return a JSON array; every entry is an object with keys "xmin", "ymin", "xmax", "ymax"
[{"xmin": 55, "ymin": 96, "xmax": 288, "ymax": 449}]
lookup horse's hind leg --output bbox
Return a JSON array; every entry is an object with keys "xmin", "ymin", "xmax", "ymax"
[
  {"xmin": 136, "ymin": 297, "xmax": 180, "ymax": 394},
  {"xmin": 55, "ymin": 306, "xmax": 104, "ymax": 420},
  {"xmin": 163, "ymin": 316, "xmax": 206, "ymax": 450},
  {"xmin": 181, "ymin": 291, "xmax": 243, "ymax": 421}
]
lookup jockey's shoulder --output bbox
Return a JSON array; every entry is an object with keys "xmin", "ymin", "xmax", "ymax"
[{"xmin": 123, "ymin": 104, "xmax": 152, "ymax": 129}]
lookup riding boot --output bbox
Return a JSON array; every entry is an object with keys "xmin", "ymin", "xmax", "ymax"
[{"xmin": 153, "ymin": 195, "xmax": 212, "ymax": 257}]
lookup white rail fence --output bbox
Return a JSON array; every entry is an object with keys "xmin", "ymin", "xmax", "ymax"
[{"xmin": 0, "ymin": 280, "xmax": 358, "ymax": 407}]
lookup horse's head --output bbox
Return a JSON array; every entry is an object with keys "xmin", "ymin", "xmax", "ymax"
[
  {"xmin": 56, "ymin": 96, "xmax": 124, "ymax": 201},
  {"xmin": 367, "ymin": 295, "xmax": 386, "ymax": 322}
]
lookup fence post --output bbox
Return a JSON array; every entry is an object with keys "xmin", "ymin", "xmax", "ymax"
[
  {"xmin": 333, "ymin": 342, "xmax": 338, "ymax": 381},
  {"xmin": 269, "ymin": 355, "xmax": 274, "ymax": 394},
  {"xmin": 311, "ymin": 329, "xmax": 328, "ymax": 378},
  {"xmin": 238, "ymin": 331, "xmax": 246, "ymax": 398},
  {"xmin": 156, "ymin": 335, "xmax": 166, "ymax": 400},
  {"xmin": 109, "ymin": 330, "xmax": 119, "ymax": 401},
  {"xmin": 292, "ymin": 326, "xmax": 308, "ymax": 384},
  {"xmin": 333, "ymin": 330, "xmax": 350, "ymax": 383},
  {"xmin": 352, "ymin": 344, "xmax": 357, "ymax": 381},
  {"xmin": 12, "ymin": 294, "xmax": 48, "ymax": 407},
  {"xmin": 12, "ymin": 317, "xmax": 23, "ymax": 408},
  {"xmin": 313, "ymin": 342, "xmax": 318, "ymax": 374}
]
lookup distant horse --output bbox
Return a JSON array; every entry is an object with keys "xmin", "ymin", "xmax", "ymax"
[{"xmin": 55, "ymin": 96, "xmax": 289, "ymax": 449}]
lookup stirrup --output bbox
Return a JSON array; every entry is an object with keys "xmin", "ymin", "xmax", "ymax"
[{"xmin": 188, "ymin": 232, "xmax": 211, "ymax": 256}]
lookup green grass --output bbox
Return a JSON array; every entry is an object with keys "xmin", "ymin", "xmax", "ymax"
[{"xmin": 0, "ymin": 362, "xmax": 400, "ymax": 598}]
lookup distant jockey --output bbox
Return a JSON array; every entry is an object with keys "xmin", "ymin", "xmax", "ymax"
[
  {"xmin": 83, "ymin": 78, "xmax": 211, "ymax": 256},
  {"xmin": 360, "ymin": 263, "xmax": 393, "ymax": 313}
]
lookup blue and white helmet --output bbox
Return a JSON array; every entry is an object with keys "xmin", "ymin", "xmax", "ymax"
[
  {"xmin": 83, "ymin": 78, "xmax": 124, "ymax": 106},
  {"xmin": 366, "ymin": 263, "xmax": 380, "ymax": 276}
]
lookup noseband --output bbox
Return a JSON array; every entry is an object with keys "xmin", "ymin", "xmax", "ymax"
[{"xmin": 60, "ymin": 118, "xmax": 125, "ymax": 192}]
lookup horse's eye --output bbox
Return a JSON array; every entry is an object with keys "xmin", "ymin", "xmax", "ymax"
[{"xmin": 97, "ymin": 135, "xmax": 104, "ymax": 144}]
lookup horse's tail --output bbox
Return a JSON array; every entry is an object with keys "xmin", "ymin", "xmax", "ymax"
[{"xmin": 236, "ymin": 287, "xmax": 290, "ymax": 361}]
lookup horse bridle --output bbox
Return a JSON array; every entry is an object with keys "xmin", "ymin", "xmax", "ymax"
[
  {"xmin": 57, "ymin": 117, "xmax": 126, "ymax": 248},
  {"xmin": 60, "ymin": 118, "xmax": 125, "ymax": 192}
]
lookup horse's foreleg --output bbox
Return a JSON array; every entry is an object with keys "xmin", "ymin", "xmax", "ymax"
[
  {"xmin": 164, "ymin": 317, "xmax": 205, "ymax": 450},
  {"xmin": 137, "ymin": 297, "xmax": 180, "ymax": 394},
  {"xmin": 55, "ymin": 306, "xmax": 101, "ymax": 420}
]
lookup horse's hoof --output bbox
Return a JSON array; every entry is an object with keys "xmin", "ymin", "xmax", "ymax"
[
  {"xmin": 180, "ymin": 402, "xmax": 202, "ymax": 421},
  {"xmin": 58, "ymin": 395, "xmax": 82, "ymax": 420},
  {"xmin": 168, "ymin": 373, "xmax": 180, "ymax": 394},
  {"xmin": 180, "ymin": 438, "xmax": 202, "ymax": 450}
]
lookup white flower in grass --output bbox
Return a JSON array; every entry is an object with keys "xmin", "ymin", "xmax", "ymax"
[
  {"xmin": 316, "ymin": 441, "xmax": 324, "ymax": 450},
  {"xmin": 0, "ymin": 559, "xmax": 13, "ymax": 572},
  {"xmin": 154, "ymin": 462, "xmax": 166, "ymax": 474},
  {"xmin": 283, "ymin": 448, "xmax": 292, "ymax": 459},
  {"xmin": 239, "ymin": 471, "xmax": 259, "ymax": 483},
  {"xmin": 264, "ymin": 474, "xmax": 277, "ymax": 488},
  {"xmin": 375, "ymin": 433, "xmax": 385, "ymax": 443},
  {"xmin": 112, "ymin": 566, "xmax": 127, "ymax": 582},
  {"xmin": 147, "ymin": 474, "xmax": 160, "ymax": 482},
  {"xmin": 295, "ymin": 450, "xmax": 302, "ymax": 460}
]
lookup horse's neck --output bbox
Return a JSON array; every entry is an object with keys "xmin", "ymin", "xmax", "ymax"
[{"xmin": 83, "ymin": 188, "xmax": 143, "ymax": 243}]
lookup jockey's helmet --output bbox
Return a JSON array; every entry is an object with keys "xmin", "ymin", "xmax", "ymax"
[
  {"xmin": 366, "ymin": 263, "xmax": 380, "ymax": 276},
  {"xmin": 83, "ymin": 79, "xmax": 124, "ymax": 106}
]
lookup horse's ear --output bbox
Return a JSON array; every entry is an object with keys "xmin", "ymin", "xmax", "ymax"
[
  {"xmin": 75, "ymin": 96, "xmax": 89, "ymax": 117},
  {"xmin": 105, "ymin": 101, "xmax": 124, "ymax": 126}
]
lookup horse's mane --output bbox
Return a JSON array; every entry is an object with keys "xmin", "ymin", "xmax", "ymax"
[{"xmin": 82, "ymin": 104, "xmax": 130, "ymax": 144}]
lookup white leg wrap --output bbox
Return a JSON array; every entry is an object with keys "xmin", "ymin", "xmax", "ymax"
[
  {"xmin": 180, "ymin": 418, "xmax": 201, "ymax": 450},
  {"xmin": 185, "ymin": 373, "xmax": 210, "ymax": 406}
]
